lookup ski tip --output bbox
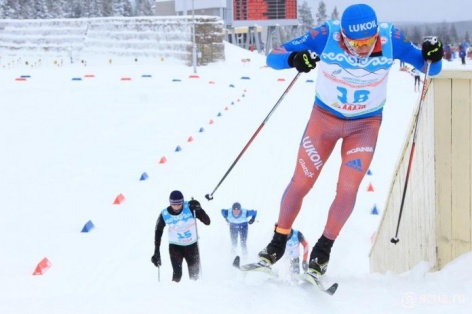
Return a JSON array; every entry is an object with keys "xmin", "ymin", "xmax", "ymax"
[
  {"xmin": 232, "ymin": 256, "xmax": 241, "ymax": 268},
  {"xmin": 326, "ymin": 283, "xmax": 339, "ymax": 296}
]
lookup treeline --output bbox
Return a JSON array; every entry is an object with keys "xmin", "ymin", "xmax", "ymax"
[
  {"xmin": 398, "ymin": 21, "xmax": 471, "ymax": 46},
  {"xmin": 2, "ymin": 0, "xmax": 470, "ymax": 46},
  {"xmin": 0, "ymin": 0, "xmax": 155, "ymax": 19},
  {"xmin": 300, "ymin": 0, "xmax": 471, "ymax": 45}
]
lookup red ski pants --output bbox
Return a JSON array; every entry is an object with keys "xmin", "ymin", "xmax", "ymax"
[{"xmin": 277, "ymin": 105, "xmax": 381, "ymax": 240}]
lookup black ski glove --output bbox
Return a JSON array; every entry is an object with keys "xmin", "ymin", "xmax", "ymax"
[
  {"xmin": 288, "ymin": 50, "xmax": 320, "ymax": 73},
  {"xmin": 151, "ymin": 252, "xmax": 161, "ymax": 267},
  {"xmin": 422, "ymin": 36, "xmax": 443, "ymax": 63},
  {"xmin": 248, "ymin": 217, "xmax": 255, "ymax": 225},
  {"xmin": 188, "ymin": 199, "xmax": 201, "ymax": 211}
]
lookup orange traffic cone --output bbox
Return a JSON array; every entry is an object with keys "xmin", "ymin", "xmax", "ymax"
[
  {"xmin": 113, "ymin": 193, "xmax": 125, "ymax": 204},
  {"xmin": 33, "ymin": 257, "xmax": 52, "ymax": 275}
]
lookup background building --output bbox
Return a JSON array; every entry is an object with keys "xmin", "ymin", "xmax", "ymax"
[{"xmin": 155, "ymin": 0, "xmax": 301, "ymax": 53}]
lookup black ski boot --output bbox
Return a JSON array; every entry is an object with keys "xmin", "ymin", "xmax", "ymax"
[
  {"xmin": 258, "ymin": 231, "xmax": 289, "ymax": 265},
  {"xmin": 308, "ymin": 235, "xmax": 334, "ymax": 277}
]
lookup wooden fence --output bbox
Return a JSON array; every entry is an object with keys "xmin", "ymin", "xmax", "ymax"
[{"xmin": 370, "ymin": 69, "xmax": 472, "ymax": 274}]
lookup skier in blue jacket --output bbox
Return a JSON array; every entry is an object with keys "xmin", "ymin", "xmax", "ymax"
[
  {"xmin": 285, "ymin": 229, "xmax": 309, "ymax": 276},
  {"xmin": 221, "ymin": 202, "xmax": 257, "ymax": 255},
  {"xmin": 258, "ymin": 3, "xmax": 443, "ymax": 279}
]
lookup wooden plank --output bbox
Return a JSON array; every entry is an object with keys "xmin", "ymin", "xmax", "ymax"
[
  {"xmin": 470, "ymin": 79, "xmax": 472, "ymax": 252},
  {"xmin": 433, "ymin": 78, "xmax": 453, "ymax": 268},
  {"xmin": 421, "ymin": 89, "xmax": 438, "ymax": 266},
  {"xmin": 469, "ymin": 79, "xmax": 472, "ymax": 253},
  {"xmin": 450, "ymin": 79, "xmax": 471, "ymax": 259}
]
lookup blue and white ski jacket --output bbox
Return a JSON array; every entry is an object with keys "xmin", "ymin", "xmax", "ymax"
[
  {"xmin": 221, "ymin": 208, "xmax": 257, "ymax": 227},
  {"xmin": 267, "ymin": 20, "xmax": 442, "ymax": 119}
]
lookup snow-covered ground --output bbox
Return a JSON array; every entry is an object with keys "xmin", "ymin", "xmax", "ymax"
[{"xmin": 1, "ymin": 44, "xmax": 471, "ymax": 313}]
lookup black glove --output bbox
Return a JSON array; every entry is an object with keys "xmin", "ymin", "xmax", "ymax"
[
  {"xmin": 422, "ymin": 36, "xmax": 443, "ymax": 63},
  {"xmin": 302, "ymin": 261, "xmax": 308, "ymax": 272},
  {"xmin": 248, "ymin": 218, "xmax": 255, "ymax": 225},
  {"xmin": 151, "ymin": 252, "xmax": 161, "ymax": 267},
  {"xmin": 289, "ymin": 50, "xmax": 320, "ymax": 73},
  {"xmin": 188, "ymin": 199, "xmax": 201, "ymax": 211}
]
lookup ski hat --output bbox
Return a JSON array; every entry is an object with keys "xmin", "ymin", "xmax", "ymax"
[
  {"xmin": 169, "ymin": 190, "xmax": 184, "ymax": 205},
  {"xmin": 341, "ymin": 4, "xmax": 378, "ymax": 39},
  {"xmin": 232, "ymin": 202, "xmax": 241, "ymax": 210}
]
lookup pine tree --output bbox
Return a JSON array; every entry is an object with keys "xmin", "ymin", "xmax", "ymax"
[
  {"xmin": 66, "ymin": 0, "xmax": 83, "ymax": 18},
  {"xmin": 47, "ymin": 0, "xmax": 66, "ymax": 18},
  {"xmin": 315, "ymin": 0, "xmax": 327, "ymax": 25},
  {"xmin": 82, "ymin": 0, "xmax": 93, "ymax": 18},
  {"xmin": 102, "ymin": 0, "xmax": 113, "ymax": 17},
  {"xmin": 410, "ymin": 25, "xmax": 423, "ymax": 45},
  {"xmin": 298, "ymin": 1, "xmax": 314, "ymax": 31},
  {"xmin": 435, "ymin": 22, "xmax": 449, "ymax": 44},
  {"xmin": 20, "ymin": 0, "xmax": 36, "ymax": 19},
  {"xmin": 3, "ymin": 0, "xmax": 20, "ymax": 18},
  {"xmin": 449, "ymin": 24, "xmax": 458, "ymax": 44},
  {"xmin": 112, "ymin": 0, "xmax": 123, "ymax": 16},
  {"xmin": 35, "ymin": 0, "xmax": 48, "ymax": 19},
  {"xmin": 122, "ymin": 0, "xmax": 133, "ymax": 17},
  {"xmin": 331, "ymin": 7, "xmax": 339, "ymax": 20},
  {"xmin": 424, "ymin": 25, "xmax": 434, "ymax": 38},
  {"xmin": 92, "ymin": 0, "xmax": 104, "ymax": 17},
  {"xmin": 135, "ymin": 0, "xmax": 154, "ymax": 16}
]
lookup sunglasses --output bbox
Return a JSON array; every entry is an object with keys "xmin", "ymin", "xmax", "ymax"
[{"xmin": 342, "ymin": 31, "xmax": 378, "ymax": 48}]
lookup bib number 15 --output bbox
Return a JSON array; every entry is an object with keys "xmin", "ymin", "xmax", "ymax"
[{"xmin": 177, "ymin": 230, "xmax": 192, "ymax": 239}]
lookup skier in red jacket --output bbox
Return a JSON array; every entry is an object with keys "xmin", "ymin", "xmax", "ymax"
[{"xmin": 258, "ymin": 3, "xmax": 443, "ymax": 278}]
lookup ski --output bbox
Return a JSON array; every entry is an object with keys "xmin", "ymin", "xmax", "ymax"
[
  {"xmin": 233, "ymin": 256, "xmax": 338, "ymax": 295},
  {"xmin": 296, "ymin": 272, "xmax": 339, "ymax": 296},
  {"xmin": 232, "ymin": 256, "xmax": 278, "ymax": 277}
]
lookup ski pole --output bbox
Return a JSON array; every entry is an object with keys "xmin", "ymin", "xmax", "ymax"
[
  {"xmin": 205, "ymin": 72, "xmax": 302, "ymax": 201},
  {"xmin": 391, "ymin": 60, "xmax": 432, "ymax": 244},
  {"xmin": 191, "ymin": 197, "xmax": 203, "ymax": 279},
  {"xmin": 158, "ymin": 266, "xmax": 160, "ymax": 282}
]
